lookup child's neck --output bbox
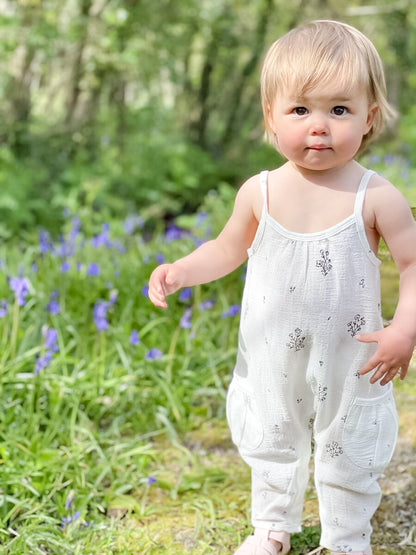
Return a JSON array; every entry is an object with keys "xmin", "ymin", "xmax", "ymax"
[{"xmin": 287, "ymin": 159, "xmax": 360, "ymax": 186}]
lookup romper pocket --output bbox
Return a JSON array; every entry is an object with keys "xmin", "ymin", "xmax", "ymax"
[
  {"xmin": 342, "ymin": 387, "xmax": 398, "ymax": 473},
  {"xmin": 226, "ymin": 378, "xmax": 264, "ymax": 453}
]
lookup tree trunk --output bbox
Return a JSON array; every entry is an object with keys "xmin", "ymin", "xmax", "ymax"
[
  {"xmin": 65, "ymin": 0, "xmax": 93, "ymax": 126},
  {"xmin": 220, "ymin": 0, "xmax": 274, "ymax": 148}
]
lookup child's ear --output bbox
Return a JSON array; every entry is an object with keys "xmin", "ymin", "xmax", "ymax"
[
  {"xmin": 365, "ymin": 103, "xmax": 378, "ymax": 132},
  {"xmin": 265, "ymin": 104, "xmax": 275, "ymax": 133}
]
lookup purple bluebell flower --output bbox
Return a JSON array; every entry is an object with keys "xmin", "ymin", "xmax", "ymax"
[
  {"xmin": 43, "ymin": 327, "xmax": 59, "ymax": 352},
  {"xmin": 31, "ymin": 263, "xmax": 38, "ymax": 273},
  {"xmin": 65, "ymin": 491, "xmax": 75, "ymax": 511},
  {"xmin": 369, "ymin": 154, "xmax": 381, "ymax": 164},
  {"xmin": 46, "ymin": 300, "xmax": 60, "ymax": 315},
  {"xmin": 199, "ymin": 300, "xmax": 214, "ymax": 310},
  {"xmin": 192, "ymin": 236, "xmax": 206, "ymax": 247},
  {"xmin": 39, "ymin": 230, "xmax": 52, "ymax": 254},
  {"xmin": 147, "ymin": 476, "xmax": 157, "ymax": 485},
  {"xmin": 384, "ymin": 154, "xmax": 394, "ymax": 164},
  {"xmin": 69, "ymin": 216, "xmax": 81, "ymax": 239},
  {"xmin": 9, "ymin": 276, "xmax": 29, "ymax": 306},
  {"xmin": 112, "ymin": 240, "xmax": 125, "ymax": 254},
  {"xmin": 165, "ymin": 223, "xmax": 183, "ymax": 243},
  {"xmin": 86, "ymin": 262, "xmax": 100, "ymax": 277},
  {"xmin": 91, "ymin": 223, "xmax": 111, "ymax": 248},
  {"xmin": 93, "ymin": 301, "xmax": 109, "ymax": 331},
  {"xmin": 221, "ymin": 304, "xmax": 241, "ymax": 318},
  {"xmin": 155, "ymin": 254, "xmax": 165, "ymax": 264},
  {"xmin": 35, "ymin": 327, "xmax": 59, "ymax": 374},
  {"xmin": 123, "ymin": 215, "xmax": 144, "ymax": 234},
  {"xmin": 61, "ymin": 510, "xmax": 80, "ymax": 526},
  {"xmin": 46, "ymin": 290, "xmax": 60, "ymax": 315},
  {"xmin": 179, "ymin": 288, "xmax": 191, "ymax": 302},
  {"xmin": 60, "ymin": 261, "xmax": 70, "ymax": 274},
  {"xmin": 180, "ymin": 308, "xmax": 192, "ymax": 329},
  {"xmin": 145, "ymin": 348, "xmax": 163, "ymax": 361},
  {"xmin": 130, "ymin": 330, "xmax": 140, "ymax": 345},
  {"xmin": 109, "ymin": 290, "xmax": 118, "ymax": 304},
  {"xmin": 0, "ymin": 299, "xmax": 8, "ymax": 317},
  {"xmin": 141, "ymin": 285, "xmax": 149, "ymax": 297},
  {"xmin": 35, "ymin": 350, "xmax": 53, "ymax": 374}
]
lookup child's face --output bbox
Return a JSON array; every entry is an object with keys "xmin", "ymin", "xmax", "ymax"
[{"xmin": 268, "ymin": 83, "xmax": 378, "ymax": 172}]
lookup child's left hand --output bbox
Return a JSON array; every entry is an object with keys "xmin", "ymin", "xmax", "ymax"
[{"xmin": 357, "ymin": 325, "xmax": 415, "ymax": 385}]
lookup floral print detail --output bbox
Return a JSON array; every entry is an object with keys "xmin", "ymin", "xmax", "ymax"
[
  {"xmin": 289, "ymin": 286, "xmax": 296, "ymax": 293},
  {"xmin": 287, "ymin": 328, "xmax": 306, "ymax": 351},
  {"xmin": 359, "ymin": 278, "xmax": 366, "ymax": 288},
  {"xmin": 326, "ymin": 441, "xmax": 343, "ymax": 458},
  {"xmin": 318, "ymin": 384, "xmax": 328, "ymax": 402},
  {"xmin": 316, "ymin": 249, "xmax": 333, "ymax": 276},
  {"xmin": 347, "ymin": 314, "xmax": 366, "ymax": 337},
  {"xmin": 335, "ymin": 545, "xmax": 352, "ymax": 553}
]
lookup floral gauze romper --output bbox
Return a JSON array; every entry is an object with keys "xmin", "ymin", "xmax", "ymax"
[{"xmin": 226, "ymin": 169, "xmax": 398, "ymax": 553}]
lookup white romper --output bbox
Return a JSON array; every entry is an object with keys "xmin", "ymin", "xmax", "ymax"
[{"xmin": 226, "ymin": 169, "xmax": 398, "ymax": 552}]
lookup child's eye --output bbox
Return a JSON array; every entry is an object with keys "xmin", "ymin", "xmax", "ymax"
[
  {"xmin": 292, "ymin": 107, "xmax": 308, "ymax": 116},
  {"xmin": 332, "ymin": 106, "xmax": 348, "ymax": 116}
]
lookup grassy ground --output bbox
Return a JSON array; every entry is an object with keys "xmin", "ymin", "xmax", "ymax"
[{"xmin": 0, "ymin": 157, "xmax": 414, "ymax": 554}]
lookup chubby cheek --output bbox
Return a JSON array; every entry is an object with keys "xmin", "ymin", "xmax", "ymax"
[
  {"xmin": 276, "ymin": 128, "xmax": 305, "ymax": 157},
  {"xmin": 335, "ymin": 126, "xmax": 364, "ymax": 155}
]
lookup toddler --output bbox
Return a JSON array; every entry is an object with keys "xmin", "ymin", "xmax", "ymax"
[{"xmin": 149, "ymin": 20, "xmax": 416, "ymax": 555}]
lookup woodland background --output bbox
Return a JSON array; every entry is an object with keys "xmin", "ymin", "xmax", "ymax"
[
  {"xmin": 0, "ymin": 0, "xmax": 415, "ymax": 238},
  {"xmin": 0, "ymin": 1, "xmax": 415, "ymax": 554}
]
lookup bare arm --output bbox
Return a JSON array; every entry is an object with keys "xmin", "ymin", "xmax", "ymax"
[
  {"xmin": 359, "ymin": 179, "xmax": 416, "ymax": 385},
  {"xmin": 148, "ymin": 175, "xmax": 261, "ymax": 308}
]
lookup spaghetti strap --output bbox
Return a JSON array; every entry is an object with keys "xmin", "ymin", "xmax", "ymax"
[
  {"xmin": 354, "ymin": 169, "xmax": 375, "ymax": 219},
  {"xmin": 259, "ymin": 170, "xmax": 269, "ymax": 213},
  {"xmin": 354, "ymin": 169, "xmax": 379, "ymax": 265}
]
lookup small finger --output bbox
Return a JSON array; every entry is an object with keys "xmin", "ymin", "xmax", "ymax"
[
  {"xmin": 380, "ymin": 368, "xmax": 401, "ymax": 386},
  {"xmin": 369, "ymin": 362, "xmax": 390, "ymax": 384},
  {"xmin": 359, "ymin": 358, "xmax": 380, "ymax": 376},
  {"xmin": 398, "ymin": 364, "xmax": 409, "ymax": 380}
]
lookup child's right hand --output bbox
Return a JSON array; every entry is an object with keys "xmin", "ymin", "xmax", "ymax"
[{"xmin": 148, "ymin": 263, "xmax": 186, "ymax": 308}]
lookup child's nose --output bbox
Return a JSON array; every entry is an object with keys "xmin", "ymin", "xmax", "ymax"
[{"xmin": 310, "ymin": 114, "xmax": 329, "ymax": 134}]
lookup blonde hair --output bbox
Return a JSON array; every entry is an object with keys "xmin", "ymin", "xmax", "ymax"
[{"xmin": 261, "ymin": 20, "xmax": 396, "ymax": 153}]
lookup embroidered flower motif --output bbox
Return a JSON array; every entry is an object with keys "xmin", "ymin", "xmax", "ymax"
[
  {"xmin": 318, "ymin": 384, "xmax": 328, "ymax": 402},
  {"xmin": 359, "ymin": 278, "xmax": 366, "ymax": 288},
  {"xmin": 347, "ymin": 314, "xmax": 366, "ymax": 337},
  {"xmin": 326, "ymin": 441, "xmax": 343, "ymax": 458},
  {"xmin": 316, "ymin": 249, "xmax": 333, "ymax": 276},
  {"xmin": 286, "ymin": 328, "xmax": 306, "ymax": 351}
]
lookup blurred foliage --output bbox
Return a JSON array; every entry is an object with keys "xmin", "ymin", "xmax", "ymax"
[{"xmin": 0, "ymin": 0, "xmax": 414, "ymax": 238}]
